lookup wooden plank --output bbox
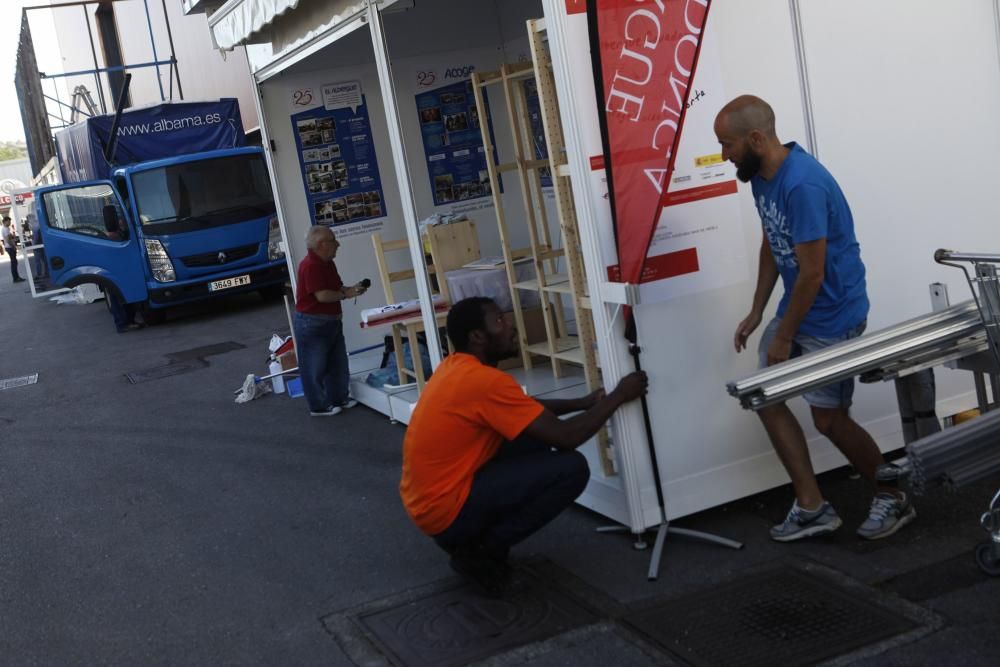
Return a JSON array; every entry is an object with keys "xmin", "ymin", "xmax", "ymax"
[
  {"xmin": 387, "ymin": 269, "xmax": 416, "ymax": 283},
  {"xmin": 501, "ymin": 61, "xmax": 563, "ymax": 378},
  {"xmin": 382, "ymin": 238, "xmax": 410, "ymax": 251},
  {"xmin": 427, "ymin": 219, "xmax": 481, "ymax": 273},
  {"xmin": 529, "ymin": 17, "xmax": 614, "ymax": 475}
]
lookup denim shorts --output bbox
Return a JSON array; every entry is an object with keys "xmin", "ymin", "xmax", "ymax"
[{"xmin": 757, "ymin": 317, "xmax": 867, "ymax": 409}]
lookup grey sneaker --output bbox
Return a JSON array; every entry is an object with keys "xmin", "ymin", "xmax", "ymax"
[
  {"xmin": 857, "ymin": 492, "xmax": 916, "ymax": 540},
  {"xmin": 770, "ymin": 500, "xmax": 843, "ymax": 542},
  {"xmin": 309, "ymin": 405, "xmax": 343, "ymax": 417}
]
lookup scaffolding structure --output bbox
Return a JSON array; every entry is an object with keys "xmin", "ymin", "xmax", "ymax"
[{"xmin": 15, "ymin": 0, "xmax": 183, "ymax": 177}]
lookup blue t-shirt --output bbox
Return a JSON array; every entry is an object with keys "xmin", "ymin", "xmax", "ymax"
[{"xmin": 751, "ymin": 143, "xmax": 869, "ymax": 337}]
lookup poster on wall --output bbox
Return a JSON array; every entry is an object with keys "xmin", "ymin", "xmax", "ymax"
[
  {"xmin": 415, "ymin": 80, "xmax": 499, "ymax": 207},
  {"xmin": 522, "ymin": 79, "xmax": 553, "ymax": 188},
  {"xmin": 291, "ymin": 81, "xmax": 386, "ymax": 231}
]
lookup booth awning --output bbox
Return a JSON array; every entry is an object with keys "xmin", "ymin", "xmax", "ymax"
[
  {"xmin": 208, "ymin": 0, "xmax": 409, "ymax": 54},
  {"xmin": 208, "ymin": 0, "xmax": 304, "ymax": 50}
]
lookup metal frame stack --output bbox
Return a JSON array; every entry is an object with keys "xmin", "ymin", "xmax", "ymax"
[{"xmin": 727, "ymin": 300, "xmax": 986, "ymax": 410}]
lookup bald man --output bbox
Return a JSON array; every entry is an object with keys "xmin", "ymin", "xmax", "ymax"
[{"xmin": 715, "ymin": 95, "xmax": 914, "ymax": 542}]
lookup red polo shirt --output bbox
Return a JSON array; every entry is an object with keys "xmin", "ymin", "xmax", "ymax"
[{"xmin": 295, "ymin": 249, "xmax": 344, "ymax": 316}]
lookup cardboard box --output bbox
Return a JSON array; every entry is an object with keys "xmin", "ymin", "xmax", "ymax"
[{"xmin": 278, "ymin": 349, "xmax": 297, "ymax": 371}]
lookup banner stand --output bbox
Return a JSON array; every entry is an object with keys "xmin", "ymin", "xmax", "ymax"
[
  {"xmin": 592, "ymin": 298, "xmax": 743, "ymax": 579},
  {"xmin": 585, "ymin": 0, "xmax": 743, "ymax": 580}
]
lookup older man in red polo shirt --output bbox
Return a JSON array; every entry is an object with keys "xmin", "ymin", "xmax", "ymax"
[{"xmin": 294, "ymin": 225, "xmax": 368, "ymax": 416}]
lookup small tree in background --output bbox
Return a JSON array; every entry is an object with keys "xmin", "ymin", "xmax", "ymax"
[{"xmin": 0, "ymin": 143, "xmax": 28, "ymax": 161}]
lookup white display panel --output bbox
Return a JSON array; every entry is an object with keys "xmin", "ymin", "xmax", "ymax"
[{"xmin": 553, "ymin": 0, "xmax": 1000, "ymax": 520}]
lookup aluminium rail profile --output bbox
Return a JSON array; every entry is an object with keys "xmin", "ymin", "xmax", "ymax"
[
  {"xmin": 907, "ymin": 406, "xmax": 1000, "ymax": 492},
  {"xmin": 727, "ymin": 300, "xmax": 985, "ymax": 410}
]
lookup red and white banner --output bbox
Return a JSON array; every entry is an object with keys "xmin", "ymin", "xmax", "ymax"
[
  {"xmin": 589, "ymin": 0, "xmax": 712, "ymax": 287},
  {"xmin": 0, "ymin": 192, "xmax": 34, "ymax": 207}
]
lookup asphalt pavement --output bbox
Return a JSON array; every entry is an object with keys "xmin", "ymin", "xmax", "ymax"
[{"xmin": 1, "ymin": 260, "xmax": 998, "ymax": 666}]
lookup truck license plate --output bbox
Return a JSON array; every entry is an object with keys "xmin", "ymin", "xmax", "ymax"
[{"xmin": 209, "ymin": 274, "xmax": 251, "ymax": 292}]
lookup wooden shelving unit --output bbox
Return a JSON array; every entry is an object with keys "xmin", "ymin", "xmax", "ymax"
[{"xmin": 469, "ymin": 19, "xmax": 614, "ymax": 474}]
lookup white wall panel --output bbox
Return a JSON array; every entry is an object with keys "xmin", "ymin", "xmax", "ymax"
[{"xmin": 798, "ymin": 0, "xmax": 1000, "ymax": 421}]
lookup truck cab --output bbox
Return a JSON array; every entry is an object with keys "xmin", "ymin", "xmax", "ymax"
[{"xmin": 35, "ymin": 146, "xmax": 287, "ymax": 319}]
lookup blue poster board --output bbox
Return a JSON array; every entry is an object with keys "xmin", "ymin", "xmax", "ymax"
[
  {"xmin": 522, "ymin": 79, "xmax": 552, "ymax": 188},
  {"xmin": 416, "ymin": 80, "xmax": 499, "ymax": 206},
  {"xmin": 291, "ymin": 87, "xmax": 385, "ymax": 227}
]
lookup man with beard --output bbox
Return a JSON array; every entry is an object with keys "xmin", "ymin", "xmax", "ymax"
[
  {"xmin": 400, "ymin": 297, "xmax": 647, "ymax": 596},
  {"xmin": 714, "ymin": 95, "xmax": 914, "ymax": 542}
]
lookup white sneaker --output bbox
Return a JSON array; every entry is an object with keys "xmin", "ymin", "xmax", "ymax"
[
  {"xmin": 857, "ymin": 491, "xmax": 916, "ymax": 540},
  {"xmin": 310, "ymin": 405, "xmax": 343, "ymax": 417},
  {"xmin": 340, "ymin": 398, "xmax": 358, "ymax": 409}
]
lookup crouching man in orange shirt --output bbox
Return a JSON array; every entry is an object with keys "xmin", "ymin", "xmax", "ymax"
[{"xmin": 400, "ymin": 297, "xmax": 647, "ymax": 596}]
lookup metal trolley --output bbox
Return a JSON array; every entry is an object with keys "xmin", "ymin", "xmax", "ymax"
[{"xmin": 932, "ymin": 250, "xmax": 1000, "ymax": 576}]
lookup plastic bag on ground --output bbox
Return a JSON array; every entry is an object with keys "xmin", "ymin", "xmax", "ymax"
[{"xmin": 48, "ymin": 284, "xmax": 105, "ymax": 305}]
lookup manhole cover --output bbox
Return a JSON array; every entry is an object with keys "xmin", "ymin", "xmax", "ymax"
[
  {"xmin": 0, "ymin": 373, "xmax": 38, "ymax": 391},
  {"xmin": 327, "ymin": 569, "xmax": 600, "ymax": 667},
  {"xmin": 622, "ymin": 566, "xmax": 918, "ymax": 667}
]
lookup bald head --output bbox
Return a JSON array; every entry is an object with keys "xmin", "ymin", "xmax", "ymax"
[{"xmin": 715, "ymin": 95, "xmax": 777, "ymax": 140}]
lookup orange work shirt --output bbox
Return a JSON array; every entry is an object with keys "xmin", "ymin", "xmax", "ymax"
[{"xmin": 399, "ymin": 353, "xmax": 544, "ymax": 535}]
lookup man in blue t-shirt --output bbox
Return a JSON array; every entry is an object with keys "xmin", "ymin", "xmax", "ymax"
[{"xmin": 714, "ymin": 95, "xmax": 915, "ymax": 542}]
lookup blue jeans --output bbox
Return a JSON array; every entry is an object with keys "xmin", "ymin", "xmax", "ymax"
[
  {"xmin": 758, "ymin": 317, "xmax": 867, "ymax": 408},
  {"xmin": 294, "ymin": 312, "xmax": 349, "ymax": 412},
  {"xmin": 109, "ymin": 290, "xmax": 137, "ymax": 332},
  {"xmin": 4, "ymin": 245, "xmax": 19, "ymax": 281},
  {"xmin": 433, "ymin": 436, "xmax": 590, "ymax": 558}
]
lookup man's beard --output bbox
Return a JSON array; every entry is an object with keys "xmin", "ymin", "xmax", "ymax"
[
  {"xmin": 736, "ymin": 150, "xmax": 762, "ymax": 183},
  {"xmin": 485, "ymin": 336, "xmax": 518, "ymax": 364}
]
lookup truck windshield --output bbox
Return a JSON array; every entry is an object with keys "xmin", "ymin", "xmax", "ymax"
[{"xmin": 132, "ymin": 152, "xmax": 275, "ymax": 233}]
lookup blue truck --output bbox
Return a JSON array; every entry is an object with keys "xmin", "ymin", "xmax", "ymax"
[{"xmin": 35, "ymin": 98, "xmax": 287, "ymax": 323}]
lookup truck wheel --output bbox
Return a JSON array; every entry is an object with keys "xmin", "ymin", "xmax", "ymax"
[
  {"xmin": 258, "ymin": 285, "xmax": 285, "ymax": 301},
  {"xmin": 140, "ymin": 303, "xmax": 167, "ymax": 325}
]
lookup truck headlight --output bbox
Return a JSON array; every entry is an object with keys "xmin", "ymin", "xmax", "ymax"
[
  {"xmin": 144, "ymin": 239, "xmax": 176, "ymax": 282},
  {"xmin": 267, "ymin": 217, "xmax": 285, "ymax": 261}
]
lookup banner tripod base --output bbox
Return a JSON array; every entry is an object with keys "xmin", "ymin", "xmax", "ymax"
[{"xmin": 596, "ymin": 523, "xmax": 744, "ymax": 580}]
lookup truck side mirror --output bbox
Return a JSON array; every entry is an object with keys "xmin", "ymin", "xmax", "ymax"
[{"xmin": 103, "ymin": 205, "xmax": 119, "ymax": 233}]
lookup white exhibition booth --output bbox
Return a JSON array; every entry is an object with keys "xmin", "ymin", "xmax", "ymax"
[{"xmin": 199, "ymin": 0, "xmax": 1000, "ymax": 539}]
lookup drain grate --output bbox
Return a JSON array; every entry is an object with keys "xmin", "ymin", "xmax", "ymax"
[
  {"xmin": 327, "ymin": 569, "xmax": 599, "ymax": 667},
  {"xmin": 0, "ymin": 373, "xmax": 38, "ymax": 391},
  {"xmin": 622, "ymin": 566, "xmax": 918, "ymax": 667}
]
